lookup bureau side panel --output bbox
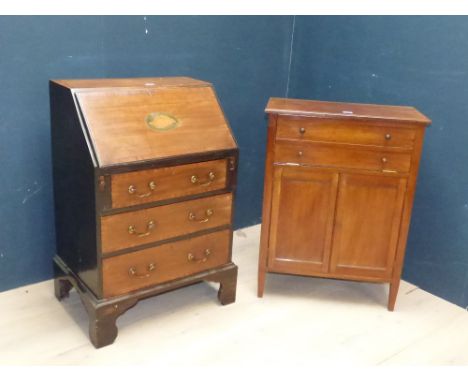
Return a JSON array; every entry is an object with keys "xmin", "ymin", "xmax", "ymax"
[{"xmin": 50, "ymin": 82, "xmax": 100, "ymax": 296}]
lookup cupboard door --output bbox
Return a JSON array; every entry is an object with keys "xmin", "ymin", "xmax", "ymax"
[
  {"xmin": 268, "ymin": 166, "xmax": 339, "ymax": 274},
  {"xmin": 330, "ymin": 173, "xmax": 407, "ymax": 279}
]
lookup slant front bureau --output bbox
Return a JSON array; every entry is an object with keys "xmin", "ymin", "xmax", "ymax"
[
  {"xmin": 258, "ymin": 98, "xmax": 430, "ymax": 310},
  {"xmin": 50, "ymin": 77, "xmax": 239, "ymax": 348}
]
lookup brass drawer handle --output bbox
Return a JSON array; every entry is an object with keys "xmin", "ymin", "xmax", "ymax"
[
  {"xmin": 191, "ymin": 172, "xmax": 215, "ymax": 186},
  {"xmin": 188, "ymin": 209, "xmax": 213, "ymax": 223},
  {"xmin": 385, "ymin": 133, "xmax": 392, "ymax": 140},
  {"xmin": 187, "ymin": 249, "xmax": 211, "ymax": 263},
  {"xmin": 128, "ymin": 181, "xmax": 156, "ymax": 198},
  {"xmin": 128, "ymin": 220, "xmax": 156, "ymax": 237},
  {"xmin": 299, "ymin": 127, "xmax": 306, "ymax": 134},
  {"xmin": 298, "ymin": 151, "xmax": 304, "ymax": 157},
  {"xmin": 128, "ymin": 263, "xmax": 156, "ymax": 279},
  {"xmin": 381, "ymin": 157, "xmax": 388, "ymax": 164}
]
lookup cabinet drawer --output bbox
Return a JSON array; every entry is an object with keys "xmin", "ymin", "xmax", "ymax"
[
  {"xmin": 110, "ymin": 159, "xmax": 229, "ymax": 209},
  {"xmin": 101, "ymin": 193, "xmax": 232, "ymax": 254},
  {"xmin": 276, "ymin": 116, "xmax": 416, "ymax": 148},
  {"xmin": 275, "ymin": 141, "xmax": 412, "ymax": 174},
  {"xmin": 102, "ymin": 229, "xmax": 231, "ymax": 297}
]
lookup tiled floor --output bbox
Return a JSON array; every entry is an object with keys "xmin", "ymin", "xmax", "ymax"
[{"xmin": 1, "ymin": 224, "xmax": 467, "ymax": 365}]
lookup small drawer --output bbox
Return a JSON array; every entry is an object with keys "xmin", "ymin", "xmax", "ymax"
[
  {"xmin": 110, "ymin": 159, "xmax": 229, "ymax": 209},
  {"xmin": 101, "ymin": 193, "xmax": 232, "ymax": 254},
  {"xmin": 276, "ymin": 116, "xmax": 416, "ymax": 148},
  {"xmin": 102, "ymin": 229, "xmax": 231, "ymax": 297},
  {"xmin": 275, "ymin": 141, "xmax": 412, "ymax": 174}
]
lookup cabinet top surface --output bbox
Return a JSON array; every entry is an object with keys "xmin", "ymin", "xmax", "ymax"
[
  {"xmin": 266, "ymin": 97, "xmax": 431, "ymax": 125},
  {"xmin": 52, "ymin": 77, "xmax": 237, "ymax": 167},
  {"xmin": 51, "ymin": 76, "xmax": 210, "ymax": 89}
]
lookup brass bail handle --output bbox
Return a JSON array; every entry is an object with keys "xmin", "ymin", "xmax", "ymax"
[
  {"xmin": 128, "ymin": 263, "xmax": 156, "ymax": 279},
  {"xmin": 128, "ymin": 181, "xmax": 156, "ymax": 198},
  {"xmin": 188, "ymin": 208, "xmax": 214, "ymax": 223},
  {"xmin": 128, "ymin": 220, "xmax": 156, "ymax": 237},
  {"xmin": 191, "ymin": 172, "xmax": 216, "ymax": 186},
  {"xmin": 187, "ymin": 249, "xmax": 211, "ymax": 263}
]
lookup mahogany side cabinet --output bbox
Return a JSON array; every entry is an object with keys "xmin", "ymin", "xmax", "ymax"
[
  {"xmin": 258, "ymin": 98, "xmax": 431, "ymax": 310},
  {"xmin": 50, "ymin": 77, "xmax": 239, "ymax": 348}
]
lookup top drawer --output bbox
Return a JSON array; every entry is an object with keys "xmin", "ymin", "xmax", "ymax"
[
  {"xmin": 276, "ymin": 116, "xmax": 416, "ymax": 149},
  {"xmin": 110, "ymin": 159, "xmax": 229, "ymax": 209}
]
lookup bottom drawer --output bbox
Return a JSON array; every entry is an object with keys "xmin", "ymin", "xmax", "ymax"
[{"xmin": 102, "ymin": 230, "xmax": 231, "ymax": 297}]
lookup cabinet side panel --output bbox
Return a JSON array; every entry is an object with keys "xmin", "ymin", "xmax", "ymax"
[{"xmin": 50, "ymin": 83, "xmax": 99, "ymax": 296}]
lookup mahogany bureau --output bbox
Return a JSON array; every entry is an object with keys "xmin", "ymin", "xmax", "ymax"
[
  {"xmin": 258, "ymin": 98, "xmax": 431, "ymax": 310},
  {"xmin": 50, "ymin": 77, "xmax": 239, "ymax": 348}
]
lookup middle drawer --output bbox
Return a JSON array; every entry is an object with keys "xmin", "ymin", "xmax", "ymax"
[
  {"xmin": 274, "ymin": 140, "xmax": 412, "ymax": 174},
  {"xmin": 101, "ymin": 193, "xmax": 232, "ymax": 254}
]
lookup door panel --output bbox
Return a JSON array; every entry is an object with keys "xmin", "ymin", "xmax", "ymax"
[
  {"xmin": 330, "ymin": 173, "xmax": 407, "ymax": 279},
  {"xmin": 268, "ymin": 166, "xmax": 339, "ymax": 274}
]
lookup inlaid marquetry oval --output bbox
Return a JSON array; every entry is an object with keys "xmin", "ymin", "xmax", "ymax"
[{"xmin": 146, "ymin": 112, "xmax": 179, "ymax": 131}]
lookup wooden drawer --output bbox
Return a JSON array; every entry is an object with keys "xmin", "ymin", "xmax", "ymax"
[
  {"xmin": 276, "ymin": 116, "xmax": 416, "ymax": 148},
  {"xmin": 274, "ymin": 141, "xmax": 412, "ymax": 174},
  {"xmin": 110, "ymin": 159, "xmax": 229, "ymax": 209},
  {"xmin": 101, "ymin": 193, "xmax": 232, "ymax": 254},
  {"xmin": 102, "ymin": 229, "xmax": 231, "ymax": 297}
]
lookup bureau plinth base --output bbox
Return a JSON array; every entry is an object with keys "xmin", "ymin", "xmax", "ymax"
[{"xmin": 53, "ymin": 256, "xmax": 238, "ymax": 348}]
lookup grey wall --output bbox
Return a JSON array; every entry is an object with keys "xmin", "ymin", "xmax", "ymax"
[
  {"xmin": 0, "ymin": 16, "xmax": 294, "ymax": 292},
  {"xmin": 289, "ymin": 16, "xmax": 468, "ymax": 308}
]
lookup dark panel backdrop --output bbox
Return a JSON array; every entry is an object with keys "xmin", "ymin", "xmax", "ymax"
[
  {"xmin": 289, "ymin": 16, "xmax": 468, "ymax": 308},
  {"xmin": 0, "ymin": 16, "xmax": 294, "ymax": 292}
]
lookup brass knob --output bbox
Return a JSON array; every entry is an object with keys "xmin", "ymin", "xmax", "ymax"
[
  {"xmin": 385, "ymin": 133, "xmax": 392, "ymax": 140},
  {"xmin": 128, "ymin": 185, "xmax": 136, "ymax": 194},
  {"xmin": 298, "ymin": 151, "xmax": 303, "ymax": 157},
  {"xmin": 299, "ymin": 127, "xmax": 306, "ymax": 134},
  {"xmin": 381, "ymin": 157, "xmax": 388, "ymax": 163},
  {"xmin": 148, "ymin": 181, "xmax": 156, "ymax": 190}
]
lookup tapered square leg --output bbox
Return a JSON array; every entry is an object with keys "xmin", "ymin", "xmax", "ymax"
[
  {"xmin": 388, "ymin": 279, "xmax": 400, "ymax": 311},
  {"xmin": 257, "ymin": 268, "xmax": 266, "ymax": 297}
]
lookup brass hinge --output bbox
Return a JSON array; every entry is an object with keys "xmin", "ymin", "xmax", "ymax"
[
  {"xmin": 98, "ymin": 176, "xmax": 106, "ymax": 192},
  {"xmin": 229, "ymin": 157, "xmax": 236, "ymax": 171}
]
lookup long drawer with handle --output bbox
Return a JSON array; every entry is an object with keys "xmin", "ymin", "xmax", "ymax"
[
  {"xmin": 276, "ymin": 115, "xmax": 416, "ymax": 148},
  {"xmin": 102, "ymin": 229, "xmax": 231, "ymax": 297},
  {"xmin": 274, "ymin": 140, "xmax": 412, "ymax": 174},
  {"xmin": 101, "ymin": 193, "xmax": 232, "ymax": 254},
  {"xmin": 110, "ymin": 159, "xmax": 229, "ymax": 209}
]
